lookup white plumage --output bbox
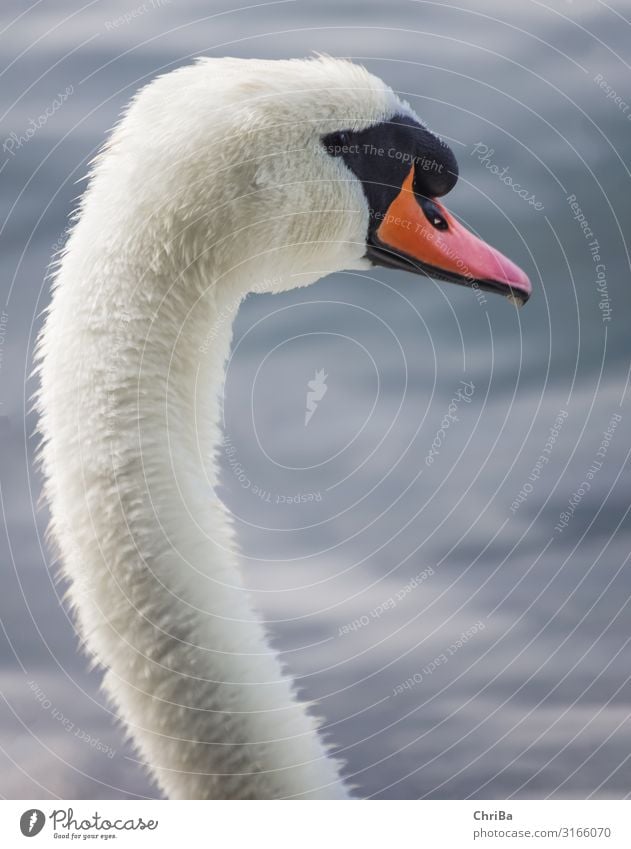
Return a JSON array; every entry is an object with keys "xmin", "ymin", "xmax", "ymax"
[{"xmin": 35, "ymin": 57, "xmax": 418, "ymax": 799}]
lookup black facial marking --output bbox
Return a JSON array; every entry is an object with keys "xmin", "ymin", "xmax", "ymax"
[
  {"xmin": 325, "ymin": 130, "xmax": 350, "ymax": 152},
  {"xmin": 322, "ymin": 113, "xmax": 458, "ymax": 239},
  {"xmin": 322, "ymin": 116, "xmax": 529, "ymax": 305}
]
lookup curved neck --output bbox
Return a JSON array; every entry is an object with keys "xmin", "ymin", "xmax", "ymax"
[{"xmin": 39, "ymin": 209, "xmax": 348, "ymax": 799}]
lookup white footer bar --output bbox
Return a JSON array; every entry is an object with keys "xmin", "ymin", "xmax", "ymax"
[{"xmin": 1, "ymin": 800, "xmax": 629, "ymax": 848}]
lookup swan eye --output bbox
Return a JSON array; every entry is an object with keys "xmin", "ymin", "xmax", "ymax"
[{"xmin": 419, "ymin": 197, "xmax": 449, "ymax": 231}]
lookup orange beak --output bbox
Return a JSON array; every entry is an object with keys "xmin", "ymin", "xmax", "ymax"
[{"xmin": 367, "ymin": 168, "xmax": 532, "ymax": 305}]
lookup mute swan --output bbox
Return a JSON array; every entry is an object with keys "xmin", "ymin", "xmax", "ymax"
[{"xmin": 35, "ymin": 57, "xmax": 531, "ymax": 800}]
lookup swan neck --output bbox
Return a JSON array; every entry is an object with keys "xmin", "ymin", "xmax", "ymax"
[{"xmin": 39, "ymin": 220, "xmax": 348, "ymax": 799}]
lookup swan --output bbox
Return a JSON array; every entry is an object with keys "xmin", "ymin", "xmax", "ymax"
[{"xmin": 35, "ymin": 57, "xmax": 531, "ymax": 800}]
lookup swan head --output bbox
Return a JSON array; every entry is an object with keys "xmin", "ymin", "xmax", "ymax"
[{"xmin": 123, "ymin": 57, "xmax": 530, "ymax": 304}]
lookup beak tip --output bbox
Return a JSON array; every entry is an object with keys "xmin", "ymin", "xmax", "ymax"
[
  {"xmin": 493, "ymin": 254, "xmax": 532, "ymax": 306},
  {"xmin": 506, "ymin": 288, "xmax": 530, "ymax": 308}
]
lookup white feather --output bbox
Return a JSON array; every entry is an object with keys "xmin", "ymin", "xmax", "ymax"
[{"xmin": 35, "ymin": 57, "xmax": 416, "ymax": 799}]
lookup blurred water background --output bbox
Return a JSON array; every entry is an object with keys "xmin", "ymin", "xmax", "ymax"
[{"xmin": 1, "ymin": 0, "xmax": 630, "ymax": 798}]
